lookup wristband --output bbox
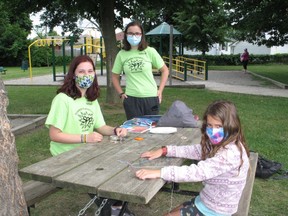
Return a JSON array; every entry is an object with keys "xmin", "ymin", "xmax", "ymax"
[
  {"xmin": 161, "ymin": 146, "xmax": 167, "ymax": 156},
  {"xmin": 114, "ymin": 127, "xmax": 118, "ymax": 135},
  {"xmin": 119, "ymin": 92, "xmax": 125, "ymax": 98}
]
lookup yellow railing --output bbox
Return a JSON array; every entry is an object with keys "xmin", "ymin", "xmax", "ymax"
[{"xmin": 162, "ymin": 56, "xmax": 207, "ymax": 81}]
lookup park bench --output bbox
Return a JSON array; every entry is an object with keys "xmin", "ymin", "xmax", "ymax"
[
  {"xmin": 0, "ymin": 66, "xmax": 7, "ymax": 74},
  {"xmin": 23, "ymin": 180, "xmax": 60, "ymax": 215}
]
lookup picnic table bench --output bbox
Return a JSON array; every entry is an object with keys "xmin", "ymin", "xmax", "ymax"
[{"xmin": 23, "ymin": 180, "xmax": 60, "ymax": 215}]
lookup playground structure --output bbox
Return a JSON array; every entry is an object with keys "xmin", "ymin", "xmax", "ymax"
[
  {"xmin": 28, "ymin": 36, "xmax": 207, "ymax": 82},
  {"xmin": 162, "ymin": 56, "xmax": 207, "ymax": 81},
  {"xmin": 28, "ymin": 36, "xmax": 105, "ymax": 81}
]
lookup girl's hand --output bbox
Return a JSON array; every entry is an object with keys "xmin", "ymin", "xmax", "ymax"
[
  {"xmin": 140, "ymin": 148, "xmax": 163, "ymax": 160},
  {"xmin": 115, "ymin": 127, "xmax": 127, "ymax": 137},
  {"xmin": 87, "ymin": 132, "xmax": 103, "ymax": 143},
  {"xmin": 136, "ymin": 169, "xmax": 161, "ymax": 180}
]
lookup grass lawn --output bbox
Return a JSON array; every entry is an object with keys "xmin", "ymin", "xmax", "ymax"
[
  {"xmin": 209, "ymin": 64, "xmax": 288, "ymax": 85},
  {"xmin": 5, "ymin": 85, "xmax": 288, "ymax": 216},
  {"xmin": 0, "ymin": 62, "xmax": 103, "ymax": 81}
]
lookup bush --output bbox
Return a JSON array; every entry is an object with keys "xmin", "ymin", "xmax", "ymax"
[
  {"xmin": 30, "ymin": 46, "xmax": 72, "ymax": 67},
  {"xmin": 183, "ymin": 54, "xmax": 288, "ymax": 65}
]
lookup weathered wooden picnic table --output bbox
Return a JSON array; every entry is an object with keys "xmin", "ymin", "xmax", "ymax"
[{"xmin": 19, "ymin": 127, "xmax": 201, "ymax": 214}]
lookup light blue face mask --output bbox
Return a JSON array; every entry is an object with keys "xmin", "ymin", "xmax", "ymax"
[
  {"xmin": 75, "ymin": 75, "xmax": 94, "ymax": 89},
  {"xmin": 127, "ymin": 35, "xmax": 142, "ymax": 46}
]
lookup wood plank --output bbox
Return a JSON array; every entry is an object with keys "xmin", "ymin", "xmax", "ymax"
[
  {"xmin": 19, "ymin": 139, "xmax": 117, "ymax": 182},
  {"xmin": 23, "ymin": 180, "xmax": 60, "ymax": 207},
  {"xmin": 52, "ymin": 132, "xmax": 177, "ymax": 193},
  {"xmin": 19, "ymin": 128, "xmax": 202, "ymax": 206},
  {"xmin": 98, "ymin": 128, "xmax": 201, "ymax": 204},
  {"xmin": 233, "ymin": 152, "xmax": 258, "ymax": 216},
  {"xmin": 98, "ymin": 158, "xmax": 184, "ymax": 204}
]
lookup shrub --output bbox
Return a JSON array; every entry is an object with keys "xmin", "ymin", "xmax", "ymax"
[{"xmin": 183, "ymin": 54, "xmax": 288, "ymax": 65}]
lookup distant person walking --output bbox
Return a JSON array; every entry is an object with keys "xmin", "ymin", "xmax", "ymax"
[{"xmin": 240, "ymin": 48, "xmax": 249, "ymax": 73}]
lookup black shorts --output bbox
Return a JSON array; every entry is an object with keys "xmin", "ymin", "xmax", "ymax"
[{"xmin": 123, "ymin": 95, "xmax": 159, "ymax": 120}]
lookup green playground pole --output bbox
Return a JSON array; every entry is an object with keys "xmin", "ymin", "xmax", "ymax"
[
  {"xmin": 100, "ymin": 36, "xmax": 103, "ymax": 75},
  {"xmin": 62, "ymin": 40, "xmax": 66, "ymax": 75},
  {"xmin": 52, "ymin": 37, "xmax": 56, "ymax": 81}
]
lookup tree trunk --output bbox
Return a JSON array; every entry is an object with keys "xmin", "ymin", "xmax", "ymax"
[
  {"xmin": 99, "ymin": 0, "xmax": 121, "ymax": 104},
  {"xmin": 0, "ymin": 80, "xmax": 28, "ymax": 215}
]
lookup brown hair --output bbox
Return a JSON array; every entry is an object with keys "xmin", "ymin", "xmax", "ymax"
[
  {"xmin": 57, "ymin": 55, "xmax": 100, "ymax": 101},
  {"xmin": 200, "ymin": 100, "xmax": 249, "ymax": 167},
  {"xmin": 122, "ymin": 20, "xmax": 148, "ymax": 51}
]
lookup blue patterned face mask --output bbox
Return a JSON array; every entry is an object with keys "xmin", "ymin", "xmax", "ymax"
[
  {"xmin": 206, "ymin": 127, "xmax": 225, "ymax": 145},
  {"xmin": 75, "ymin": 75, "xmax": 94, "ymax": 89},
  {"xmin": 127, "ymin": 35, "xmax": 142, "ymax": 46}
]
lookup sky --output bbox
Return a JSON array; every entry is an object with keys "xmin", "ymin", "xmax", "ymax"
[
  {"xmin": 29, "ymin": 12, "xmax": 101, "ymax": 39},
  {"xmin": 29, "ymin": 11, "xmax": 129, "ymax": 39}
]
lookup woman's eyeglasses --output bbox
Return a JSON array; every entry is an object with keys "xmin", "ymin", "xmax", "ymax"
[{"xmin": 126, "ymin": 32, "xmax": 142, "ymax": 37}]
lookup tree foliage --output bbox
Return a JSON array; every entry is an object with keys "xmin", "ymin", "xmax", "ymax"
[
  {"xmin": 173, "ymin": 0, "xmax": 229, "ymax": 55},
  {"xmin": 7, "ymin": 0, "xmax": 126, "ymax": 103},
  {"xmin": 0, "ymin": 2, "xmax": 32, "ymax": 65},
  {"xmin": 224, "ymin": 0, "xmax": 288, "ymax": 47}
]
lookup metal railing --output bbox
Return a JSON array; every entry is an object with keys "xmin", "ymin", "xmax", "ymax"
[{"xmin": 163, "ymin": 56, "xmax": 207, "ymax": 81}]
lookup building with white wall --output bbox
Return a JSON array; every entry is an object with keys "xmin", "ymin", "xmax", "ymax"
[{"xmin": 183, "ymin": 41, "xmax": 288, "ymax": 55}]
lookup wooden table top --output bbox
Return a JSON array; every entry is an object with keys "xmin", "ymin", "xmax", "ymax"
[{"xmin": 19, "ymin": 127, "xmax": 201, "ymax": 204}]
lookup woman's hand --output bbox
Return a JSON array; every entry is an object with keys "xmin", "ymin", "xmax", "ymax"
[
  {"xmin": 136, "ymin": 169, "xmax": 161, "ymax": 180},
  {"xmin": 140, "ymin": 148, "xmax": 163, "ymax": 160},
  {"xmin": 157, "ymin": 91, "xmax": 163, "ymax": 104},
  {"xmin": 119, "ymin": 93, "xmax": 128, "ymax": 100},
  {"xmin": 87, "ymin": 132, "xmax": 103, "ymax": 143}
]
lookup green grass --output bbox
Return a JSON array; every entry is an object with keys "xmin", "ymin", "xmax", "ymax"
[
  {"xmin": 0, "ymin": 66, "xmax": 64, "ymax": 80},
  {"xmin": 209, "ymin": 64, "xmax": 288, "ymax": 85},
  {"xmin": 6, "ymin": 86, "xmax": 288, "ymax": 216},
  {"xmin": 0, "ymin": 61, "xmax": 103, "ymax": 80}
]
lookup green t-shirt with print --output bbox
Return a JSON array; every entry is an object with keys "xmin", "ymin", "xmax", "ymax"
[
  {"xmin": 112, "ymin": 46, "xmax": 164, "ymax": 97},
  {"xmin": 45, "ymin": 93, "xmax": 105, "ymax": 156}
]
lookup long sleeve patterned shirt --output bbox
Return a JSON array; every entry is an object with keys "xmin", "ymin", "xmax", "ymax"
[{"xmin": 160, "ymin": 143, "xmax": 249, "ymax": 215}]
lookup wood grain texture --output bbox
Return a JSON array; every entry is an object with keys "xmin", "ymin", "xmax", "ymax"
[{"xmin": 19, "ymin": 128, "xmax": 202, "ymax": 204}]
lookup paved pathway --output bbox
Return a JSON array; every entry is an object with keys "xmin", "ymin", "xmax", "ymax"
[{"xmin": 3, "ymin": 70, "xmax": 288, "ymax": 98}]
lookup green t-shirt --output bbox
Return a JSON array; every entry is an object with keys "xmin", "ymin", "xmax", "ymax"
[
  {"xmin": 112, "ymin": 46, "xmax": 164, "ymax": 97},
  {"xmin": 45, "ymin": 93, "xmax": 105, "ymax": 156}
]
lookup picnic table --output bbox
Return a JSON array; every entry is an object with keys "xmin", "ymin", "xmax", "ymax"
[{"xmin": 19, "ymin": 127, "xmax": 201, "ymax": 214}]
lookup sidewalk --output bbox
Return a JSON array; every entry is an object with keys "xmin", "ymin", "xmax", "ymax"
[{"xmin": 3, "ymin": 70, "xmax": 288, "ymax": 98}]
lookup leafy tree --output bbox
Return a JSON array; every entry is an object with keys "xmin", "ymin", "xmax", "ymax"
[
  {"xmin": 0, "ymin": 2, "xmax": 32, "ymax": 65},
  {"xmin": 6, "ymin": 0, "xmax": 125, "ymax": 103},
  {"xmin": 173, "ymin": 0, "xmax": 229, "ymax": 55},
  {"xmin": 130, "ymin": 0, "xmax": 186, "ymax": 56},
  {"xmin": 224, "ymin": 0, "xmax": 288, "ymax": 47}
]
